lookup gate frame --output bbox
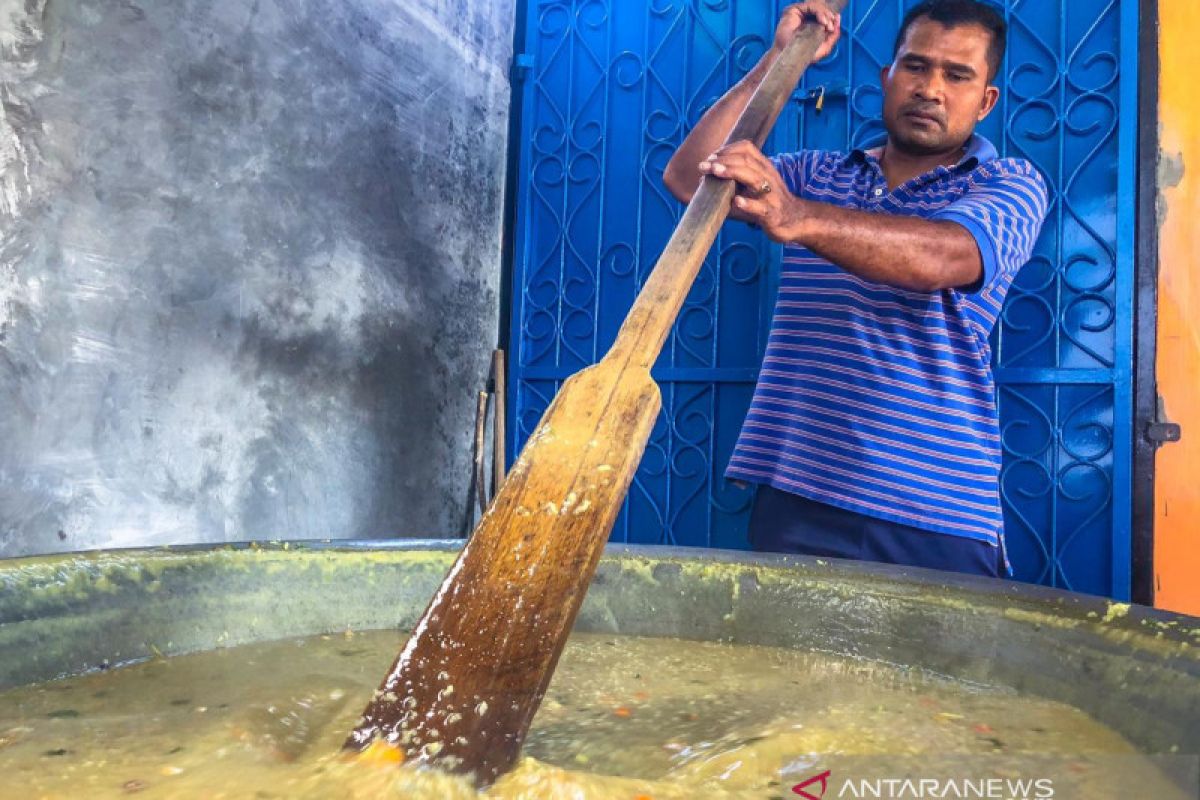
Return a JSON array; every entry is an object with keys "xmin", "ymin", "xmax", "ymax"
[{"xmin": 1131, "ymin": 0, "xmax": 1161, "ymax": 607}]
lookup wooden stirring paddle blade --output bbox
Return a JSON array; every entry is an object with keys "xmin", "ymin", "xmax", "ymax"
[
  {"xmin": 345, "ymin": 358, "xmax": 661, "ymax": 781},
  {"xmin": 343, "ymin": 1, "xmax": 847, "ymax": 786}
]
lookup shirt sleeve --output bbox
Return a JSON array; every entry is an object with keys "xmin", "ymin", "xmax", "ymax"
[
  {"xmin": 769, "ymin": 151, "xmax": 820, "ymax": 197},
  {"xmin": 929, "ymin": 159, "xmax": 1050, "ymax": 291}
]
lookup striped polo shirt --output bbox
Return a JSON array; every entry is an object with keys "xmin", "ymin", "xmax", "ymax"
[{"xmin": 726, "ymin": 134, "xmax": 1048, "ymax": 571}]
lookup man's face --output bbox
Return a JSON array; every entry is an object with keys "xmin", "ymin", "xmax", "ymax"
[{"xmin": 881, "ymin": 18, "xmax": 1000, "ymax": 156}]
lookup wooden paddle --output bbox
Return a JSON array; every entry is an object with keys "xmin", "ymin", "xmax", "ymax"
[{"xmin": 344, "ymin": 3, "xmax": 845, "ymax": 785}]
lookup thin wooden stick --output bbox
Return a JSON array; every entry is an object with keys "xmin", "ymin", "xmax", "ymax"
[
  {"xmin": 471, "ymin": 391, "xmax": 488, "ymax": 517},
  {"xmin": 491, "ymin": 349, "xmax": 507, "ymax": 494}
]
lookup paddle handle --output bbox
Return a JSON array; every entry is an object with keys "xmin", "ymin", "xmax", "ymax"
[{"xmin": 609, "ymin": 0, "xmax": 847, "ymax": 370}]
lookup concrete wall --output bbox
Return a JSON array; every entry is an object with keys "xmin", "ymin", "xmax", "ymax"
[
  {"xmin": 0, "ymin": 0, "xmax": 515, "ymax": 556},
  {"xmin": 1154, "ymin": 0, "xmax": 1200, "ymax": 616}
]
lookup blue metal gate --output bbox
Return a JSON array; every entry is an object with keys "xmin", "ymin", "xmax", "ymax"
[{"xmin": 508, "ymin": 0, "xmax": 1139, "ymax": 599}]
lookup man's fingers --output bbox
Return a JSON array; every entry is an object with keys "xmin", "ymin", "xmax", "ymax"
[
  {"xmin": 797, "ymin": 3, "xmax": 835, "ymax": 32},
  {"xmin": 706, "ymin": 151, "xmax": 763, "ymax": 172},
  {"xmin": 699, "ymin": 157, "xmax": 773, "ymax": 195},
  {"xmin": 708, "ymin": 140, "xmax": 775, "ymax": 169},
  {"xmin": 783, "ymin": 1, "xmax": 842, "ymax": 35},
  {"xmin": 733, "ymin": 195, "xmax": 771, "ymax": 219},
  {"xmin": 699, "ymin": 142, "xmax": 786, "ymax": 204},
  {"xmin": 706, "ymin": 147, "xmax": 778, "ymax": 180}
]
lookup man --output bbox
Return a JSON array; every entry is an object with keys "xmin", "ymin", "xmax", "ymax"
[{"xmin": 663, "ymin": 0, "xmax": 1049, "ymax": 578}]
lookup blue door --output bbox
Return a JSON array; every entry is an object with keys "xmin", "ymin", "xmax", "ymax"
[{"xmin": 508, "ymin": 0, "xmax": 1139, "ymax": 599}]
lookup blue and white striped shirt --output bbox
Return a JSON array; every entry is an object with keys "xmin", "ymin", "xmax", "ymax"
[{"xmin": 727, "ymin": 134, "xmax": 1049, "ymax": 570}]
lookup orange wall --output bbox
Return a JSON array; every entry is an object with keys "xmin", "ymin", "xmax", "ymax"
[{"xmin": 1154, "ymin": 0, "xmax": 1200, "ymax": 615}]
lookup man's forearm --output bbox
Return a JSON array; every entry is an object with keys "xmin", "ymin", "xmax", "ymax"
[
  {"xmin": 787, "ymin": 199, "xmax": 983, "ymax": 293},
  {"xmin": 662, "ymin": 51, "xmax": 778, "ymax": 204}
]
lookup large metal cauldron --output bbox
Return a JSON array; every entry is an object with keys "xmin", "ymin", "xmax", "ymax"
[{"xmin": 1, "ymin": 541, "xmax": 1197, "ymax": 757}]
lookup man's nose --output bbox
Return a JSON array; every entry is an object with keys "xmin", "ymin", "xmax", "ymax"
[{"xmin": 914, "ymin": 73, "xmax": 946, "ymax": 102}]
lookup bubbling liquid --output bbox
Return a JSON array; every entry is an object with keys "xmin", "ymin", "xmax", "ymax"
[{"xmin": 0, "ymin": 631, "xmax": 1187, "ymax": 798}]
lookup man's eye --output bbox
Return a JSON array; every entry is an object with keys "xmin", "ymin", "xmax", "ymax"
[
  {"xmin": 949, "ymin": 73, "xmax": 969, "ymax": 82},
  {"xmin": 906, "ymin": 63, "xmax": 925, "ymax": 73}
]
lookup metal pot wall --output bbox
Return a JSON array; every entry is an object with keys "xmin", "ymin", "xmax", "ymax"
[{"xmin": 1, "ymin": 541, "xmax": 1197, "ymax": 756}]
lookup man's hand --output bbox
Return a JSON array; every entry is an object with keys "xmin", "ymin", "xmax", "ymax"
[
  {"xmin": 698, "ymin": 140, "xmax": 807, "ymax": 243},
  {"xmin": 775, "ymin": 2, "xmax": 841, "ymax": 62}
]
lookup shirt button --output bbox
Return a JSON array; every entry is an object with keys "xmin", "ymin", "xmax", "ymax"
[{"xmin": 873, "ymin": 187, "xmax": 884, "ymax": 197}]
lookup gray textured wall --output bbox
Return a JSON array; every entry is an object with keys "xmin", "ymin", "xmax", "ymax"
[{"xmin": 0, "ymin": 0, "xmax": 514, "ymax": 555}]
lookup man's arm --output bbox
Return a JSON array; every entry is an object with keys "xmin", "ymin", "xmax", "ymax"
[
  {"xmin": 663, "ymin": 3, "xmax": 840, "ymax": 205},
  {"xmin": 702, "ymin": 141, "xmax": 1049, "ymax": 293},
  {"xmin": 700, "ymin": 141, "xmax": 980, "ymax": 291},
  {"xmin": 773, "ymin": 201, "xmax": 983, "ymax": 292}
]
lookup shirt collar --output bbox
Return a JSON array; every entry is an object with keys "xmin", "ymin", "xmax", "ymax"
[{"xmin": 842, "ymin": 133, "xmax": 998, "ymax": 173}]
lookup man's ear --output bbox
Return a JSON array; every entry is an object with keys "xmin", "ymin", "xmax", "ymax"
[
  {"xmin": 880, "ymin": 64, "xmax": 892, "ymax": 88},
  {"xmin": 977, "ymin": 84, "xmax": 1000, "ymax": 122}
]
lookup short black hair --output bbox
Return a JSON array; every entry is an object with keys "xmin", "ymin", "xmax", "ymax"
[{"xmin": 894, "ymin": 0, "xmax": 1007, "ymax": 82}]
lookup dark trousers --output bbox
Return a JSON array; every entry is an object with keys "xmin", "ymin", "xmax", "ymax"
[{"xmin": 748, "ymin": 484, "xmax": 1005, "ymax": 579}]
